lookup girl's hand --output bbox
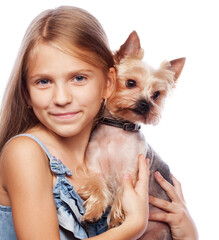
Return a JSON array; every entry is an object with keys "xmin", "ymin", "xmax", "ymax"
[
  {"xmin": 149, "ymin": 172, "xmax": 198, "ymax": 240},
  {"xmin": 122, "ymin": 155, "xmax": 150, "ymax": 238}
]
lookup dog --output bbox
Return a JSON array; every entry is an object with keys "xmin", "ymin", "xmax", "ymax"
[{"xmin": 78, "ymin": 31, "xmax": 185, "ymax": 239}]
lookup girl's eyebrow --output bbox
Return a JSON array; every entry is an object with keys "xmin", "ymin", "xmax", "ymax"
[
  {"xmin": 28, "ymin": 73, "xmax": 53, "ymax": 83},
  {"xmin": 28, "ymin": 74, "xmax": 50, "ymax": 82},
  {"xmin": 67, "ymin": 69, "xmax": 95, "ymax": 76}
]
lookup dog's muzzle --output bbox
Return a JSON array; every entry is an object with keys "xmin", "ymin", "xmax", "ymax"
[{"xmin": 134, "ymin": 99, "xmax": 151, "ymax": 115}]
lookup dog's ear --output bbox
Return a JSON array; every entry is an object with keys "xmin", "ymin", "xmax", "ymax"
[
  {"xmin": 114, "ymin": 31, "xmax": 144, "ymax": 63},
  {"xmin": 168, "ymin": 58, "xmax": 186, "ymax": 81}
]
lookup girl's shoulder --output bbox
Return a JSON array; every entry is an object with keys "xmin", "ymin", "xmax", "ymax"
[
  {"xmin": 2, "ymin": 134, "xmax": 47, "ymax": 161},
  {"xmin": 1, "ymin": 134, "xmax": 52, "ymax": 187}
]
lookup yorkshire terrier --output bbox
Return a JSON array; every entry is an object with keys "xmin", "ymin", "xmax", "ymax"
[{"xmin": 78, "ymin": 31, "xmax": 185, "ymax": 239}]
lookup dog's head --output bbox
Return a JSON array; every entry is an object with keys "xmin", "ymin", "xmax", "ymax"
[{"xmin": 107, "ymin": 31, "xmax": 185, "ymax": 125}]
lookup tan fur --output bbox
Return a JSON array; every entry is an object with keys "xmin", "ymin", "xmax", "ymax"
[
  {"xmin": 78, "ymin": 31, "xmax": 185, "ymax": 229},
  {"xmin": 79, "ymin": 174, "xmax": 113, "ymax": 221}
]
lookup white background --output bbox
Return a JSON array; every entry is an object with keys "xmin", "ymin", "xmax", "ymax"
[{"xmin": 0, "ymin": 0, "xmax": 218, "ymax": 239}]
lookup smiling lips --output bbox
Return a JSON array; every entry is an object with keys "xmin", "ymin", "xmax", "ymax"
[{"xmin": 51, "ymin": 112, "xmax": 81, "ymax": 120}]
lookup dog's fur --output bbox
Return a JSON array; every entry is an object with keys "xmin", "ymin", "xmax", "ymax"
[{"xmin": 78, "ymin": 31, "xmax": 185, "ymax": 239}]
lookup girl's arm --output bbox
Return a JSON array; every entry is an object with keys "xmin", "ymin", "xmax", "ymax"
[
  {"xmin": 2, "ymin": 137, "xmax": 149, "ymax": 240},
  {"xmin": 2, "ymin": 137, "xmax": 60, "ymax": 239},
  {"xmin": 149, "ymin": 172, "xmax": 199, "ymax": 240}
]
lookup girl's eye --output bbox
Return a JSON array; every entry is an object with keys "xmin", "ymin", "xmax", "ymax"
[
  {"xmin": 126, "ymin": 79, "xmax": 137, "ymax": 88},
  {"xmin": 73, "ymin": 75, "xmax": 86, "ymax": 83},
  {"xmin": 37, "ymin": 79, "xmax": 50, "ymax": 85}
]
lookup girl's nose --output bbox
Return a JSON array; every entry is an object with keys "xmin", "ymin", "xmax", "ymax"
[{"xmin": 53, "ymin": 84, "xmax": 72, "ymax": 106}]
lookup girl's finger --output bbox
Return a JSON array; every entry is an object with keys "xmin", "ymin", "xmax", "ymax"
[
  {"xmin": 149, "ymin": 195, "xmax": 178, "ymax": 214},
  {"xmin": 149, "ymin": 211, "xmax": 175, "ymax": 225},
  {"xmin": 154, "ymin": 171, "xmax": 180, "ymax": 203},
  {"xmin": 135, "ymin": 155, "xmax": 149, "ymax": 196},
  {"xmin": 171, "ymin": 173, "xmax": 185, "ymax": 202}
]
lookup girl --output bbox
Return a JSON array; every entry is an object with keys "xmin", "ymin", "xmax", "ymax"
[{"xmin": 0, "ymin": 6, "xmax": 198, "ymax": 240}]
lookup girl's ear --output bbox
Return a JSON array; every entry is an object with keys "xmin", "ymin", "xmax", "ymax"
[{"xmin": 103, "ymin": 67, "xmax": 116, "ymax": 99}]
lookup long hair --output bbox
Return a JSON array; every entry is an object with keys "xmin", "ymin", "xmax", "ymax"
[{"xmin": 0, "ymin": 6, "xmax": 114, "ymax": 152}]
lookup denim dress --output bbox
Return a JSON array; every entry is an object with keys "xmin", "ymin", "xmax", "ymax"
[{"xmin": 0, "ymin": 134, "xmax": 109, "ymax": 240}]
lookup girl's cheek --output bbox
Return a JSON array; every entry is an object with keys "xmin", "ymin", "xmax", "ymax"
[{"xmin": 30, "ymin": 91, "xmax": 52, "ymax": 109}]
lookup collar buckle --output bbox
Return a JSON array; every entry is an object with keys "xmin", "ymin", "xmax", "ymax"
[{"xmin": 123, "ymin": 123, "xmax": 141, "ymax": 132}]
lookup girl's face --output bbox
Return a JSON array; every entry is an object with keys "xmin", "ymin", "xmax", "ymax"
[{"xmin": 26, "ymin": 43, "xmax": 115, "ymax": 138}]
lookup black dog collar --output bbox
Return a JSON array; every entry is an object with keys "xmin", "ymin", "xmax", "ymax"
[{"xmin": 98, "ymin": 117, "xmax": 141, "ymax": 132}]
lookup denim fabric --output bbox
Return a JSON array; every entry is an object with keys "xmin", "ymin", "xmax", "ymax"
[
  {"xmin": 0, "ymin": 134, "xmax": 108, "ymax": 239},
  {"xmin": 0, "ymin": 205, "xmax": 16, "ymax": 240}
]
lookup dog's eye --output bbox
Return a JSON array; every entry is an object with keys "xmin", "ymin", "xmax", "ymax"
[
  {"xmin": 126, "ymin": 79, "xmax": 136, "ymax": 88},
  {"xmin": 152, "ymin": 91, "xmax": 160, "ymax": 100}
]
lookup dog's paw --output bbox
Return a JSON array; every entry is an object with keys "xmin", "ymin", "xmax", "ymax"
[
  {"xmin": 108, "ymin": 212, "xmax": 125, "ymax": 228},
  {"xmin": 82, "ymin": 206, "xmax": 105, "ymax": 222},
  {"xmin": 108, "ymin": 217, "xmax": 123, "ymax": 228}
]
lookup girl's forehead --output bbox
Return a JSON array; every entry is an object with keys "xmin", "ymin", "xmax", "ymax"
[
  {"xmin": 26, "ymin": 41, "xmax": 107, "ymax": 77},
  {"xmin": 26, "ymin": 42, "xmax": 80, "ymax": 73},
  {"xmin": 26, "ymin": 42, "xmax": 108, "ymax": 82}
]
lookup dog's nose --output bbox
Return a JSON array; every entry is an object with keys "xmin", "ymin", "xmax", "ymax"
[{"xmin": 137, "ymin": 100, "xmax": 150, "ymax": 114}]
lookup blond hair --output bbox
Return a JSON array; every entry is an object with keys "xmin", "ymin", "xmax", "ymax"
[{"xmin": 0, "ymin": 6, "xmax": 114, "ymax": 152}]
